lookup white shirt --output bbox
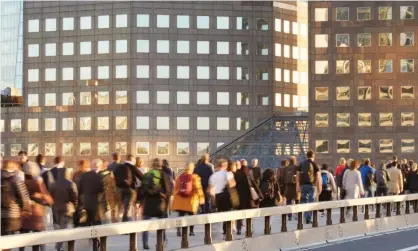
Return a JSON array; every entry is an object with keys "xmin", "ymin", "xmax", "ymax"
[{"xmin": 209, "ymin": 170, "xmax": 234, "ymax": 194}]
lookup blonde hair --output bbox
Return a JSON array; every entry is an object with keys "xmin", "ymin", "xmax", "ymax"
[
  {"xmin": 184, "ymin": 162, "xmax": 195, "ymax": 173},
  {"xmin": 339, "ymin": 158, "xmax": 346, "ymax": 165},
  {"xmin": 412, "ymin": 163, "xmax": 418, "ymax": 171}
]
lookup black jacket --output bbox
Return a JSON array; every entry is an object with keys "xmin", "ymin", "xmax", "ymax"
[
  {"xmin": 193, "ymin": 162, "xmax": 214, "ymax": 191},
  {"xmin": 407, "ymin": 169, "xmax": 418, "ymax": 192},
  {"xmin": 143, "ymin": 169, "xmax": 172, "ymax": 218},
  {"xmin": 259, "ymin": 179, "xmax": 280, "ymax": 208},
  {"xmin": 50, "ymin": 172, "xmax": 78, "ymax": 214},
  {"xmin": 78, "ymin": 171, "xmax": 104, "ymax": 211},
  {"xmin": 251, "ymin": 166, "xmax": 262, "ymax": 188},
  {"xmin": 113, "ymin": 162, "xmax": 143, "ymax": 189},
  {"xmin": 234, "ymin": 169, "xmax": 263, "ymax": 210}
]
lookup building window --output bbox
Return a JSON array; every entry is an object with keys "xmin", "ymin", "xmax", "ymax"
[
  {"xmin": 80, "ymin": 92, "xmax": 91, "ymax": 105},
  {"xmin": 197, "ymin": 16, "xmax": 209, "ymax": 29},
  {"xmin": 97, "ymin": 91, "xmax": 109, "ymax": 105},
  {"xmin": 98, "ymin": 15, "xmax": 110, "ymax": 29},
  {"xmin": 357, "ymin": 7, "xmax": 371, "ymax": 20},
  {"xmin": 80, "ymin": 41, "xmax": 92, "ymax": 55},
  {"xmin": 358, "ymin": 60, "xmax": 372, "ymax": 73},
  {"xmin": 62, "ymin": 67, "xmax": 74, "ymax": 81},
  {"xmin": 28, "ymin": 19, "xmax": 39, "ymax": 32},
  {"xmin": 136, "ymin": 142, "xmax": 149, "ymax": 155},
  {"xmin": 62, "ymin": 93, "xmax": 74, "ymax": 106},
  {"xmin": 157, "ymin": 91, "xmax": 170, "ymax": 104},
  {"xmin": 401, "ymin": 86, "xmax": 414, "ymax": 99},
  {"xmin": 315, "ymin": 140, "xmax": 329, "ymax": 154},
  {"xmin": 44, "ymin": 118, "xmax": 56, "ymax": 131},
  {"xmin": 379, "ymin": 33, "xmax": 392, "ymax": 46},
  {"xmin": 116, "ymin": 14, "xmax": 128, "ymax": 28},
  {"xmin": 62, "ymin": 17, "xmax": 74, "ymax": 30},
  {"xmin": 136, "ymin": 65, "xmax": 149, "ymax": 79},
  {"xmin": 136, "ymin": 91, "xmax": 149, "ymax": 104},
  {"xmin": 62, "ymin": 118, "xmax": 74, "ymax": 131},
  {"xmin": 237, "ymin": 17, "xmax": 249, "ymax": 30},
  {"xmin": 45, "ymin": 43, "xmax": 56, "ymax": 56},
  {"xmin": 177, "ymin": 40, "xmax": 189, "ymax": 54},
  {"xmin": 79, "ymin": 143, "xmax": 91, "ymax": 156},
  {"xmin": 236, "ymin": 67, "xmax": 249, "ymax": 80},
  {"xmin": 401, "ymin": 112, "xmax": 414, "ymax": 126},
  {"xmin": 301, "ymin": 48, "xmax": 308, "ymax": 60},
  {"xmin": 401, "ymin": 59, "xmax": 414, "ymax": 72},
  {"xmin": 217, "ymin": 41, "xmax": 229, "ymax": 55},
  {"xmin": 401, "ymin": 6, "xmax": 414, "ymax": 20},
  {"xmin": 45, "ymin": 68, "xmax": 56, "ymax": 81},
  {"xmin": 379, "ymin": 139, "xmax": 393, "ymax": 153},
  {"xmin": 275, "ymin": 68, "xmax": 281, "ymax": 81},
  {"xmin": 137, "ymin": 40, "xmax": 149, "ymax": 53},
  {"xmin": 236, "ymin": 42, "xmax": 249, "ymax": 55},
  {"xmin": 315, "ymin": 87, "xmax": 328, "ymax": 101},
  {"xmin": 28, "ymin": 44, "xmax": 39, "ymax": 57},
  {"xmin": 336, "ymin": 86, "xmax": 350, "ymax": 100},
  {"xmin": 358, "ymin": 113, "xmax": 372, "ymax": 127},
  {"xmin": 256, "ymin": 69, "xmax": 268, "ymax": 80},
  {"xmin": 315, "ymin": 8, "xmax": 328, "ymax": 21},
  {"xmin": 237, "ymin": 118, "xmax": 249, "ymax": 131},
  {"xmin": 137, "ymin": 14, "xmax": 149, "ymax": 27},
  {"xmin": 275, "ymin": 18, "xmax": 281, "ymax": 32},
  {"xmin": 336, "ymin": 60, "xmax": 350, "ymax": 74},
  {"xmin": 96, "ymin": 142, "xmax": 109, "ymax": 156},
  {"xmin": 79, "ymin": 117, "xmax": 91, "ymax": 131},
  {"xmin": 357, "ymin": 33, "xmax": 371, "ymax": 47},
  {"xmin": 177, "ymin": 117, "xmax": 189, "ymax": 130},
  {"xmin": 80, "ymin": 16, "xmax": 91, "ymax": 30},
  {"xmin": 197, "ymin": 92, "xmax": 209, "ymax": 105},
  {"xmin": 257, "ymin": 94, "xmax": 269, "ymax": 106},
  {"xmin": 97, "ymin": 66, "xmax": 110, "ymax": 79},
  {"xmin": 197, "ymin": 143, "xmax": 210, "ymax": 155},
  {"xmin": 177, "ymin": 15, "xmax": 189, "ymax": 28},
  {"xmin": 336, "ymin": 7, "xmax": 349, "ymax": 21},
  {"xmin": 28, "ymin": 69, "xmax": 39, "ymax": 82},
  {"xmin": 45, "ymin": 93, "xmax": 56, "ymax": 106},
  {"xmin": 27, "ymin": 143, "xmax": 38, "ymax": 156},
  {"xmin": 217, "ymin": 67, "xmax": 229, "ymax": 80},
  {"xmin": 292, "ymin": 22, "xmax": 298, "ymax": 35},
  {"xmin": 217, "ymin": 117, "xmax": 229, "ymax": 130},
  {"xmin": 28, "ymin": 94, "xmax": 39, "ymax": 107},
  {"xmin": 80, "ymin": 67, "xmax": 91, "ymax": 80},
  {"xmin": 379, "ymin": 113, "xmax": 393, "ymax": 126},
  {"xmin": 275, "ymin": 43, "xmax": 281, "ymax": 56},
  {"xmin": 197, "ymin": 66, "xmax": 209, "ymax": 79},
  {"xmin": 115, "ymin": 116, "xmax": 128, "ymax": 130},
  {"xmin": 284, "ymin": 45, "xmax": 290, "ymax": 58},
  {"xmin": 10, "ymin": 119, "xmax": 21, "ymax": 132},
  {"xmin": 157, "ymin": 15, "xmax": 170, "ymax": 28},
  {"xmin": 336, "ymin": 113, "xmax": 350, "ymax": 127},
  {"xmin": 197, "ymin": 41, "xmax": 209, "ymax": 54},
  {"xmin": 115, "ymin": 142, "xmax": 128, "ymax": 156},
  {"xmin": 45, "ymin": 18, "xmax": 56, "ymax": 31},
  {"xmin": 257, "ymin": 43, "xmax": 268, "ymax": 55},
  {"xmin": 27, "ymin": 118, "xmax": 39, "ymax": 132},
  {"xmin": 62, "ymin": 42, "xmax": 74, "ymax": 56},
  {"xmin": 336, "ymin": 34, "xmax": 349, "ymax": 47},
  {"xmin": 315, "ymin": 61, "xmax": 329, "ymax": 74},
  {"xmin": 284, "ymin": 70, "xmax": 290, "ymax": 83},
  {"xmin": 400, "ymin": 32, "xmax": 414, "ymax": 46},
  {"xmin": 358, "ymin": 86, "xmax": 371, "ymax": 100},
  {"xmin": 157, "ymin": 142, "xmax": 169, "ymax": 155},
  {"xmin": 115, "ymin": 91, "xmax": 127, "ymax": 104},
  {"xmin": 98, "ymin": 40, "xmax": 110, "ymax": 54},
  {"xmin": 177, "ymin": 91, "xmax": 189, "ymax": 104},
  {"xmin": 358, "ymin": 139, "xmax": 372, "ymax": 153},
  {"xmin": 379, "ymin": 59, "xmax": 393, "ymax": 73},
  {"xmin": 217, "ymin": 16, "xmax": 229, "ymax": 29},
  {"xmin": 315, "ymin": 35, "xmax": 328, "ymax": 48},
  {"xmin": 115, "ymin": 65, "xmax": 127, "ymax": 79},
  {"xmin": 401, "ymin": 139, "xmax": 415, "ymax": 153},
  {"xmin": 284, "ymin": 94, "xmax": 290, "ymax": 107},
  {"xmin": 292, "ymin": 71, "xmax": 299, "ymax": 83},
  {"xmin": 256, "ymin": 18, "xmax": 268, "ymax": 30},
  {"xmin": 116, "ymin": 40, "xmax": 128, "ymax": 53},
  {"xmin": 197, "ymin": 117, "xmax": 210, "ymax": 130},
  {"xmin": 157, "ymin": 40, "xmax": 170, "ymax": 53},
  {"xmin": 136, "ymin": 116, "xmax": 149, "ymax": 130},
  {"xmin": 379, "ymin": 6, "xmax": 392, "ymax": 20},
  {"xmin": 44, "ymin": 143, "xmax": 56, "ymax": 156},
  {"xmin": 157, "ymin": 65, "xmax": 170, "ymax": 79},
  {"xmin": 237, "ymin": 93, "xmax": 249, "ymax": 105},
  {"xmin": 157, "ymin": 117, "xmax": 169, "ymax": 130},
  {"xmin": 217, "ymin": 92, "xmax": 229, "ymax": 105},
  {"xmin": 336, "ymin": 140, "xmax": 350, "ymax": 153},
  {"xmin": 275, "ymin": 93, "xmax": 282, "ymax": 106}
]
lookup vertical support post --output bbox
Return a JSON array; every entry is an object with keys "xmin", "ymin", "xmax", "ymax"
[
  {"xmin": 156, "ymin": 230, "xmax": 164, "ymax": 251},
  {"xmin": 68, "ymin": 240, "xmax": 75, "ymax": 251},
  {"xmin": 414, "ymin": 200, "xmax": 418, "ymax": 213},
  {"xmin": 326, "ymin": 208, "xmax": 332, "ymax": 225},
  {"xmin": 129, "ymin": 233, "xmax": 137, "ymax": 251},
  {"xmin": 100, "ymin": 236, "xmax": 107, "ymax": 251},
  {"xmin": 281, "ymin": 214, "xmax": 287, "ymax": 232},
  {"xmin": 364, "ymin": 205, "xmax": 370, "ymax": 220},
  {"xmin": 204, "ymin": 223, "xmax": 212, "ymax": 244},
  {"xmin": 352, "ymin": 206, "xmax": 358, "ymax": 222},
  {"xmin": 312, "ymin": 210, "xmax": 318, "ymax": 227},
  {"xmin": 386, "ymin": 202, "xmax": 391, "ymax": 217},
  {"xmin": 181, "ymin": 227, "xmax": 189, "ymax": 248},
  {"xmin": 405, "ymin": 201, "xmax": 410, "ymax": 214},
  {"xmin": 246, "ymin": 218, "xmax": 252, "ymax": 237},
  {"xmin": 297, "ymin": 212, "xmax": 303, "ymax": 230},
  {"xmin": 376, "ymin": 203, "xmax": 381, "ymax": 218},
  {"xmin": 340, "ymin": 207, "xmax": 345, "ymax": 224},
  {"xmin": 396, "ymin": 202, "xmax": 401, "ymax": 216},
  {"xmin": 32, "ymin": 246, "xmax": 40, "ymax": 251},
  {"xmin": 225, "ymin": 221, "xmax": 233, "ymax": 241},
  {"xmin": 264, "ymin": 216, "xmax": 271, "ymax": 234}
]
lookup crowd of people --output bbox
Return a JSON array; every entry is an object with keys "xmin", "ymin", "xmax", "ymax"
[{"xmin": 1, "ymin": 149, "xmax": 418, "ymax": 250}]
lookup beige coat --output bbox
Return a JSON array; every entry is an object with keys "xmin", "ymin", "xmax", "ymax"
[{"xmin": 387, "ymin": 167, "xmax": 403, "ymax": 195}]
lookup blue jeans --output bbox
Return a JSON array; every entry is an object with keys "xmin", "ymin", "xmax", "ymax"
[
  {"xmin": 301, "ymin": 185, "xmax": 316, "ymax": 222},
  {"xmin": 199, "ymin": 193, "xmax": 212, "ymax": 214},
  {"xmin": 364, "ymin": 186, "xmax": 375, "ymax": 198},
  {"xmin": 142, "ymin": 215, "xmax": 166, "ymax": 245},
  {"xmin": 118, "ymin": 187, "xmax": 136, "ymax": 222},
  {"xmin": 376, "ymin": 187, "xmax": 388, "ymax": 197}
]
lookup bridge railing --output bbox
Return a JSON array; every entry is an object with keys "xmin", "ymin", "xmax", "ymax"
[{"xmin": 1, "ymin": 194, "xmax": 418, "ymax": 251}]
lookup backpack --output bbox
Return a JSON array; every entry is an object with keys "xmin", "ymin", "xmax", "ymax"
[
  {"xmin": 365, "ymin": 170, "xmax": 374, "ymax": 187},
  {"xmin": 178, "ymin": 173, "xmax": 193, "ymax": 197},
  {"xmin": 300, "ymin": 160, "xmax": 316, "ymax": 184},
  {"xmin": 321, "ymin": 172, "xmax": 329, "ymax": 190},
  {"xmin": 374, "ymin": 169, "xmax": 390, "ymax": 187},
  {"xmin": 284, "ymin": 165, "xmax": 297, "ymax": 184},
  {"xmin": 142, "ymin": 169, "xmax": 162, "ymax": 195}
]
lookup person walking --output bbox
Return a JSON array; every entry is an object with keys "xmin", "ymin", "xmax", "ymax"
[
  {"xmin": 374, "ymin": 163, "xmax": 391, "ymax": 196},
  {"xmin": 73, "ymin": 160, "xmax": 89, "ymax": 187},
  {"xmin": 234, "ymin": 164, "xmax": 263, "ymax": 235},
  {"xmin": 172, "ymin": 162, "xmax": 205, "ymax": 237},
  {"xmin": 250, "ymin": 158, "xmax": 262, "ymax": 188},
  {"xmin": 133, "ymin": 157, "xmax": 146, "ymax": 220},
  {"xmin": 387, "ymin": 160, "xmax": 403, "ymax": 196},
  {"xmin": 20, "ymin": 162, "xmax": 53, "ymax": 251},
  {"xmin": 407, "ymin": 163, "xmax": 418, "ymax": 194},
  {"xmin": 277, "ymin": 159, "xmax": 289, "ymax": 199},
  {"xmin": 35, "ymin": 154, "xmax": 46, "ymax": 173},
  {"xmin": 296, "ymin": 150, "xmax": 322, "ymax": 224},
  {"xmin": 193, "ymin": 154, "xmax": 215, "ymax": 214},
  {"xmin": 319, "ymin": 164, "xmax": 336, "ymax": 216},
  {"xmin": 162, "ymin": 159, "xmax": 175, "ymax": 216},
  {"xmin": 141, "ymin": 158, "xmax": 172, "ymax": 249},
  {"xmin": 342, "ymin": 160, "xmax": 364, "ymax": 216},
  {"xmin": 42, "ymin": 156, "xmax": 65, "ymax": 191},
  {"xmin": 107, "ymin": 152, "xmax": 121, "ymax": 172},
  {"xmin": 358, "ymin": 159, "xmax": 376, "ymax": 198},
  {"xmin": 98, "ymin": 162, "xmax": 118, "ymax": 223},
  {"xmin": 50, "ymin": 168, "xmax": 78, "ymax": 251},
  {"xmin": 259, "ymin": 168, "xmax": 281, "ymax": 208},
  {"xmin": 282, "ymin": 157, "xmax": 298, "ymax": 220}
]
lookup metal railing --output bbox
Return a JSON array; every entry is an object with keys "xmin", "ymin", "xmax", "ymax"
[{"xmin": 1, "ymin": 194, "xmax": 418, "ymax": 251}]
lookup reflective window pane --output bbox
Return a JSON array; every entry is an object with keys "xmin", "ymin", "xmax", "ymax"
[
  {"xmin": 45, "ymin": 68, "xmax": 56, "ymax": 81},
  {"xmin": 378, "ymin": 6, "xmax": 392, "ymax": 20},
  {"xmin": 45, "ymin": 18, "xmax": 56, "ymax": 31},
  {"xmin": 136, "ymin": 91, "xmax": 149, "ymax": 104},
  {"xmin": 62, "ymin": 92, "xmax": 74, "ymax": 106},
  {"xmin": 157, "ymin": 40, "xmax": 170, "ymax": 53},
  {"xmin": 336, "ymin": 7, "xmax": 349, "ymax": 21},
  {"xmin": 28, "ymin": 44, "xmax": 39, "ymax": 57},
  {"xmin": 157, "ymin": 65, "xmax": 170, "ymax": 79},
  {"xmin": 177, "ymin": 15, "xmax": 189, "ymax": 28},
  {"xmin": 157, "ymin": 15, "xmax": 170, "ymax": 28},
  {"xmin": 137, "ymin": 14, "xmax": 150, "ymax": 27},
  {"xmin": 80, "ymin": 67, "xmax": 92, "ymax": 80},
  {"xmin": 97, "ymin": 66, "xmax": 110, "ymax": 79},
  {"xmin": 115, "ymin": 116, "xmax": 128, "ymax": 130},
  {"xmin": 115, "ymin": 91, "xmax": 128, "ymax": 104},
  {"xmin": 137, "ymin": 65, "xmax": 149, "ymax": 79},
  {"xmin": 197, "ymin": 92, "xmax": 209, "ymax": 105},
  {"xmin": 197, "ymin": 16, "xmax": 209, "ymax": 29},
  {"xmin": 315, "ymin": 8, "xmax": 328, "ymax": 21},
  {"xmin": 115, "ymin": 40, "xmax": 128, "ymax": 53},
  {"xmin": 217, "ymin": 16, "xmax": 229, "ymax": 29},
  {"xmin": 157, "ymin": 91, "xmax": 170, "ymax": 104},
  {"xmin": 98, "ymin": 40, "xmax": 110, "ymax": 54},
  {"xmin": 80, "ymin": 41, "xmax": 92, "ymax": 55},
  {"xmin": 80, "ymin": 92, "xmax": 91, "ymax": 105},
  {"xmin": 97, "ymin": 117, "xmax": 109, "ymax": 130},
  {"xmin": 28, "ymin": 94, "xmax": 39, "ymax": 107},
  {"xmin": 256, "ymin": 18, "xmax": 268, "ymax": 30},
  {"xmin": 197, "ymin": 41, "xmax": 209, "ymax": 54},
  {"xmin": 98, "ymin": 15, "xmax": 110, "ymax": 29},
  {"xmin": 137, "ymin": 40, "xmax": 149, "ymax": 53},
  {"xmin": 236, "ymin": 17, "xmax": 249, "ymax": 30},
  {"xmin": 62, "ymin": 42, "xmax": 74, "ymax": 56},
  {"xmin": 217, "ymin": 117, "xmax": 229, "ymax": 130},
  {"xmin": 177, "ymin": 66, "xmax": 189, "ymax": 79},
  {"xmin": 217, "ymin": 67, "xmax": 229, "ymax": 80},
  {"xmin": 157, "ymin": 117, "xmax": 170, "ymax": 130},
  {"xmin": 45, "ymin": 43, "xmax": 56, "ymax": 56},
  {"xmin": 177, "ymin": 91, "xmax": 189, "ymax": 104},
  {"xmin": 217, "ymin": 41, "xmax": 229, "ymax": 55},
  {"xmin": 62, "ymin": 118, "xmax": 74, "ymax": 131},
  {"xmin": 62, "ymin": 67, "xmax": 74, "ymax": 81},
  {"xmin": 28, "ymin": 69, "xmax": 39, "ymax": 82},
  {"xmin": 400, "ymin": 32, "xmax": 414, "ymax": 46},
  {"xmin": 80, "ymin": 16, "xmax": 92, "ymax": 30},
  {"xmin": 177, "ymin": 117, "xmax": 189, "ymax": 130},
  {"xmin": 45, "ymin": 93, "xmax": 56, "ymax": 106},
  {"xmin": 28, "ymin": 19, "xmax": 39, "ymax": 33},
  {"xmin": 62, "ymin": 17, "xmax": 74, "ymax": 30},
  {"xmin": 115, "ymin": 65, "xmax": 128, "ymax": 79},
  {"xmin": 217, "ymin": 92, "xmax": 229, "ymax": 105},
  {"xmin": 401, "ymin": 6, "xmax": 414, "ymax": 20},
  {"xmin": 177, "ymin": 40, "xmax": 189, "ymax": 54},
  {"xmin": 357, "ymin": 7, "xmax": 371, "ymax": 20},
  {"xmin": 357, "ymin": 33, "xmax": 371, "ymax": 47},
  {"xmin": 136, "ymin": 116, "xmax": 149, "ymax": 130},
  {"xmin": 97, "ymin": 91, "xmax": 109, "ymax": 105},
  {"xmin": 27, "ymin": 119, "xmax": 39, "ymax": 132},
  {"xmin": 116, "ymin": 14, "xmax": 128, "ymax": 28}
]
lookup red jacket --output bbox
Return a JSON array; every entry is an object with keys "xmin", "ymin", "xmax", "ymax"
[{"xmin": 335, "ymin": 164, "xmax": 346, "ymax": 177}]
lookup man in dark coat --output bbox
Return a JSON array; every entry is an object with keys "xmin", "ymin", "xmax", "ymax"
[
  {"xmin": 193, "ymin": 154, "xmax": 214, "ymax": 213},
  {"xmin": 250, "ymin": 158, "xmax": 262, "ymax": 188}
]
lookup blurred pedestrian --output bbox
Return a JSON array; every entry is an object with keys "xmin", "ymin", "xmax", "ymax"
[
  {"xmin": 193, "ymin": 154, "xmax": 214, "ymax": 214},
  {"xmin": 260, "ymin": 168, "xmax": 281, "ymax": 208}
]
